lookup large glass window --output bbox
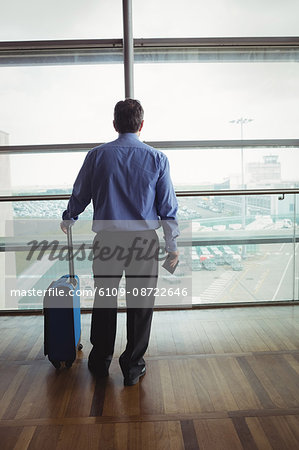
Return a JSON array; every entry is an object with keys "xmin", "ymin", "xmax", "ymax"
[
  {"xmin": 0, "ymin": 64, "xmax": 123, "ymax": 145},
  {"xmin": 136, "ymin": 62, "xmax": 299, "ymax": 141},
  {"xmin": 1, "ymin": 1, "xmax": 299, "ymax": 311},
  {"xmin": 0, "ymin": 0, "xmax": 122, "ymax": 41},
  {"xmin": 1, "ymin": 146, "xmax": 298, "ymax": 198},
  {"xmin": 2, "ymin": 0, "xmax": 299, "ymax": 41},
  {"xmin": 4, "ymin": 152, "xmax": 87, "ymax": 196},
  {"xmin": 1, "ymin": 192, "xmax": 298, "ymax": 311},
  {"xmin": 163, "ymin": 147, "xmax": 299, "ymax": 191},
  {"xmin": 188, "ymin": 193, "xmax": 297, "ymax": 304},
  {"xmin": 133, "ymin": 0, "xmax": 299, "ymax": 38}
]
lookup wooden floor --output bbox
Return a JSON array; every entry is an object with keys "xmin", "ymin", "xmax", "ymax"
[{"xmin": 1, "ymin": 306, "xmax": 299, "ymax": 449}]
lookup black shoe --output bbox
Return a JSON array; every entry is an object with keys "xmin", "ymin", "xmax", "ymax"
[
  {"xmin": 88, "ymin": 360, "xmax": 109, "ymax": 378},
  {"xmin": 124, "ymin": 367, "xmax": 146, "ymax": 386}
]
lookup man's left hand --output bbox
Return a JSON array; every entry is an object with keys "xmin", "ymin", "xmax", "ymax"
[{"xmin": 60, "ymin": 221, "xmax": 68, "ymax": 234}]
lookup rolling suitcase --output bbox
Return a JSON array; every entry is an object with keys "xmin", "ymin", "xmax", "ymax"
[{"xmin": 44, "ymin": 226, "xmax": 82, "ymax": 369}]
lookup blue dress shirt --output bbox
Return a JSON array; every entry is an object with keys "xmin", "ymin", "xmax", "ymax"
[{"xmin": 62, "ymin": 133, "xmax": 179, "ymax": 251}]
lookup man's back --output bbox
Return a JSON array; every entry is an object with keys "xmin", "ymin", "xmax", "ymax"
[
  {"xmin": 89, "ymin": 132, "xmax": 168, "ymax": 221},
  {"xmin": 63, "ymin": 132, "xmax": 178, "ymax": 244}
]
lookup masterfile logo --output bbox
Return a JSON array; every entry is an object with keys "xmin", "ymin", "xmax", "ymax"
[
  {"xmin": 25, "ymin": 236, "xmax": 168, "ymax": 266},
  {"xmin": 4, "ymin": 219, "xmax": 192, "ymax": 310}
]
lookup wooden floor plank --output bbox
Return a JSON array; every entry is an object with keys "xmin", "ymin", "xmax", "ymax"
[
  {"xmin": 27, "ymin": 425, "xmax": 63, "ymax": 450},
  {"xmin": 89, "ymin": 378, "xmax": 107, "ymax": 417},
  {"xmin": 216, "ymin": 320, "xmax": 243, "ymax": 353},
  {"xmin": 193, "ymin": 418, "xmax": 243, "ymax": 450},
  {"xmin": 236, "ymin": 356, "xmax": 277, "ymax": 410},
  {"xmin": 253, "ymin": 354, "xmax": 299, "ymax": 408},
  {"xmin": 167, "ymin": 421, "xmax": 185, "ymax": 450},
  {"xmin": 240, "ymin": 355, "xmax": 289, "ymax": 409},
  {"xmin": 155, "ymin": 319, "xmax": 176, "ymax": 356},
  {"xmin": 180, "ymin": 420, "xmax": 200, "ymax": 450},
  {"xmin": 216, "ymin": 356, "xmax": 262, "ymax": 411},
  {"xmin": 174, "ymin": 359, "xmax": 205, "ymax": 413},
  {"xmin": 226, "ymin": 320, "xmax": 270, "ymax": 353},
  {"xmin": 0, "ymin": 322, "xmax": 19, "ymax": 355},
  {"xmin": 139, "ymin": 360, "xmax": 165, "ymax": 416},
  {"xmin": 0, "ymin": 363, "xmax": 22, "ymax": 401},
  {"xmin": 102, "ymin": 368, "xmax": 141, "ymax": 417},
  {"xmin": 245, "ymin": 417, "xmax": 273, "ymax": 450},
  {"xmin": 13, "ymin": 426, "xmax": 36, "ymax": 450},
  {"xmin": 167, "ymin": 359, "xmax": 199, "ymax": 414},
  {"xmin": 53, "ymin": 424, "xmax": 100, "ymax": 450},
  {"xmin": 170, "ymin": 319, "xmax": 193, "ymax": 355},
  {"xmin": 62, "ymin": 362, "xmax": 96, "ymax": 418},
  {"xmin": 247, "ymin": 319, "xmax": 282, "ymax": 352},
  {"xmin": 158, "ymin": 360, "xmax": 179, "ymax": 414},
  {"xmin": 8, "ymin": 322, "xmax": 41, "ymax": 362},
  {"xmin": 264, "ymin": 319, "xmax": 298, "ymax": 351},
  {"xmin": 0, "ymin": 365, "xmax": 31, "ymax": 420},
  {"xmin": 0, "ymin": 426, "xmax": 23, "ymax": 450},
  {"xmin": 26, "ymin": 333, "xmax": 44, "ymax": 361},
  {"xmin": 206, "ymin": 358, "xmax": 239, "ymax": 411},
  {"xmin": 231, "ymin": 417, "xmax": 259, "ymax": 450},
  {"xmin": 1, "ymin": 306, "xmax": 299, "ymax": 449},
  {"xmin": 254, "ymin": 318, "xmax": 291, "ymax": 351},
  {"xmin": 2, "ymin": 365, "xmax": 42, "ymax": 421},
  {"xmin": 271, "ymin": 318, "xmax": 299, "ymax": 349},
  {"xmin": 0, "ymin": 327, "xmax": 23, "ymax": 361},
  {"xmin": 15, "ymin": 365, "xmax": 76, "ymax": 420},
  {"xmin": 133, "ymin": 422, "xmax": 154, "ymax": 450},
  {"xmin": 187, "ymin": 358, "xmax": 216, "ymax": 412},
  {"xmin": 201, "ymin": 321, "xmax": 234, "ymax": 354},
  {"xmin": 284, "ymin": 415, "xmax": 299, "ymax": 442},
  {"xmin": 113, "ymin": 422, "xmax": 129, "ymax": 450},
  {"xmin": 257, "ymin": 416, "xmax": 299, "ymax": 449},
  {"xmin": 189, "ymin": 358, "xmax": 228, "ymax": 412},
  {"xmin": 191, "ymin": 319, "xmax": 215, "ymax": 355}
]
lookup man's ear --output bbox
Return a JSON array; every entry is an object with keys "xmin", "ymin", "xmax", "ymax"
[
  {"xmin": 113, "ymin": 120, "xmax": 118, "ymax": 132},
  {"xmin": 139, "ymin": 120, "xmax": 144, "ymax": 132}
]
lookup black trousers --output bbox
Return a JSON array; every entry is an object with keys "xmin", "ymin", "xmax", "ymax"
[{"xmin": 89, "ymin": 229, "xmax": 159, "ymax": 379}]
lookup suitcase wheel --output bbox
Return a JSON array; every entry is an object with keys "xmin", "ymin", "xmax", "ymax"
[
  {"xmin": 78, "ymin": 343, "xmax": 83, "ymax": 351},
  {"xmin": 50, "ymin": 360, "xmax": 61, "ymax": 369},
  {"xmin": 65, "ymin": 360, "xmax": 74, "ymax": 368}
]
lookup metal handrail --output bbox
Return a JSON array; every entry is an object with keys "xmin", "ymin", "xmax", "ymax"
[
  {"xmin": 0, "ymin": 188, "xmax": 298, "ymax": 203},
  {"xmin": 177, "ymin": 188, "xmax": 299, "ymax": 197},
  {"xmin": 0, "ymin": 39, "xmax": 123, "ymax": 50},
  {"xmin": 134, "ymin": 37, "xmax": 299, "ymax": 47},
  {"xmin": 1, "ymin": 36, "xmax": 299, "ymax": 51},
  {"xmin": 2, "ymin": 236, "xmax": 299, "ymax": 253},
  {"xmin": 0, "ymin": 139, "xmax": 298, "ymax": 154},
  {"xmin": 1, "ymin": 37, "xmax": 299, "ymax": 66}
]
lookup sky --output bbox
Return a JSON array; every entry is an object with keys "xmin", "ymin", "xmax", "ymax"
[{"xmin": 0, "ymin": 0, "xmax": 299, "ymax": 190}]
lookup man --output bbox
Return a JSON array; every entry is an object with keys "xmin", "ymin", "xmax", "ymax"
[{"xmin": 61, "ymin": 99, "xmax": 179, "ymax": 385}]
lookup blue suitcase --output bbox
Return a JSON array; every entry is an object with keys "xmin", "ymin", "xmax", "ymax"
[{"xmin": 44, "ymin": 227, "xmax": 82, "ymax": 368}]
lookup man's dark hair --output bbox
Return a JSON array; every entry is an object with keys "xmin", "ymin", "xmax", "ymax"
[{"xmin": 114, "ymin": 99, "xmax": 144, "ymax": 134}]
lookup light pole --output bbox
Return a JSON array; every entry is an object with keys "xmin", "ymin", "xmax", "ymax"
[
  {"xmin": 122, "ymin": 0, "xmax": 134, "ymax": 98},
  {"xmin": 230, "ymin": 117, "xmax": 253, "ymax": 258},
  {"xmin": 230, "ymin": 118, "xmax": 253, "ymax": 189}
]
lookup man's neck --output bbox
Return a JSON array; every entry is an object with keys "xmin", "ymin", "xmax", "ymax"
[{"xmin": 119, "ymin": 132, "xmax": 140, "ymax": 138}]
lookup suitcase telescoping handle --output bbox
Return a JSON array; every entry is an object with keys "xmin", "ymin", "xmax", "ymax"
[{"xmin": 66, "ymin": 226, "xmax": 76, "ymax": 286}]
